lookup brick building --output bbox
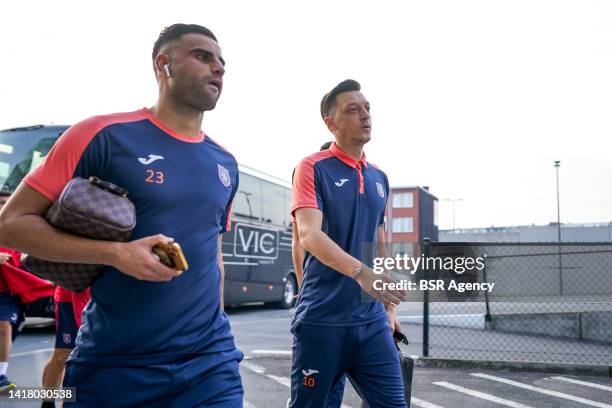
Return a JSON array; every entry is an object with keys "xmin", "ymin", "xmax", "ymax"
[{"xmin": 384, "ymin": 186, "xmax": 439, "ymax": 256}]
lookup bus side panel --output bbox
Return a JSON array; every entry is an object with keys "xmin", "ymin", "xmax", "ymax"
[{"xmin": 222, "ymin": 220, "xmax": 292, "ymax": 305}]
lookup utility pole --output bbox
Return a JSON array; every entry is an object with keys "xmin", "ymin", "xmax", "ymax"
[{"xmin": 554, "ymin": 160, "xmax": 563, "ymax": 294}]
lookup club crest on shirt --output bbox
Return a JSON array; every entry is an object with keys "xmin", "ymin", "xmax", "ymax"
[
  {"xmin": 218, "ymin": 164, "xmax": 231, "ymax": 187},
  {"xmin": 63, "ymin": 333, "xmax": 72, "ymax": 344},
  {"xmin": 376, "ymin": 182, "xmax": 385, "ymax": 198}
]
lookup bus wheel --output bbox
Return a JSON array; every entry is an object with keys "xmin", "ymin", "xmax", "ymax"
[{"xmin": 271, "ymin": 275, "xmax": 297, "ymax": 309}]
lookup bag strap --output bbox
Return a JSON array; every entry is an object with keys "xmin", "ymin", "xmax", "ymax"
[{"xmin": 88, "ymin": 176, "xmax": 128, "ymax": 197}]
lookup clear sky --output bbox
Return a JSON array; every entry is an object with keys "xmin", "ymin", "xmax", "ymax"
[{"xmin": 1, "ymin": 0, "xmax": 610, "ymax": 230}]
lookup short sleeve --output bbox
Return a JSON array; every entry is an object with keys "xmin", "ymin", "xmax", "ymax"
[
  {"xmin": 23, "ymin": 116, "xmax": 113, "ymax": 202},
  {"xmin": 291, "ymin": 156, "xmax": 323, "ymax": 221}
]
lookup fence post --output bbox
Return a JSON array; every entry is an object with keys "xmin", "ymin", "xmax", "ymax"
[
  {"xmin": 482, "ymin": 253, "xmax": 491, "ymax": 323},
  {"xmin": 423, "ymin": 237, "xmax": 430, "ymax": 357}
]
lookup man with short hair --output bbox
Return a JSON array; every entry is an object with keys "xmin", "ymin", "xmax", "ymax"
[
  {"xmin": 290, "ymin": 140, "xmax": 349, "ymax": 408},
  {"xmin": 290, "ymin": 80, "xmax": 408, "ymax": 407},
  {"xmin": 0, "ymin": 24, "xmax": 242, "ymax": 406}
]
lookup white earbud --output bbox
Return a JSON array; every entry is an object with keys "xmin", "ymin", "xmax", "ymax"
[{"xmin": 163, "ymin": 64, "xmax": 171, "ymax": 78}]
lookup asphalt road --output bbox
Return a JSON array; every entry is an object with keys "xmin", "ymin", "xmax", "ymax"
[
  {"xmin": 242, "ymin": 357, "xmax": 612, "ymax": 408},
  {"xmin": 2, "ymin": 303, "xmax": 611, "ymax": 407}
]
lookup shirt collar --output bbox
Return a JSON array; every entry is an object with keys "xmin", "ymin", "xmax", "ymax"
[{"xmin": 329, "ymin": 142, "xmax": 368, "ymax": 169}]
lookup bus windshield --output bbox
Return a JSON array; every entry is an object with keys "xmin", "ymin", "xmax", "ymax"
[{"xmin": 0, "ymin": 125, "xmax": 66, "ymax": 194}]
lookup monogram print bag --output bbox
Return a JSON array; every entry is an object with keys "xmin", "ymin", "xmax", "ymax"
[{"xmin": 22, "ymin": 177, "xmax": 136, "ymax": 292}]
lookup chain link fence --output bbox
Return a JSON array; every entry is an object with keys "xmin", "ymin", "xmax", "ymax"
[{"xmin": 419, "ymin": 241, "xmax": 612, "ymax": 365}]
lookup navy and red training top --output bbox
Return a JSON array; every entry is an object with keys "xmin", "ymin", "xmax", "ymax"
[
  {"xmin": 25, "ymin": 108, "xmax": 239, "ymax": 365},
  {"xmin": 291, "ymin": 142, "xmax": 389, "ymax": 326}
]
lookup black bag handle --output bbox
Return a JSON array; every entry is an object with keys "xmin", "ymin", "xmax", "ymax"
[
  {"xmin": 88, "ymin": 176, "xmax": 128, "ymax": 197},
  {"xmin": 393, "ymin": 329, "xmax": 409, "ymax": 345}
]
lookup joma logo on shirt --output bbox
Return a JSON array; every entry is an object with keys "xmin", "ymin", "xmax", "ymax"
[
  {"xmin": 334, "ymin": 179, "xmax": 349, "ymax": 187},
  {"xmin": 138, "ymin": 154, "xmax": 164, "ymax": 165}
]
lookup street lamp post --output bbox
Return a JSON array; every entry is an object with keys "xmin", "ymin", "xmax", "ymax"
[
  {"xmin": 443, "ymin": 198, "xmax": 464, "ymax": 232},
  {"xmin": 554, "ymin": 161, "xmax": 561, "ymax": 241},
  {"xmin": 554, "ymin": 160, "xmax": 563, "ymax": 294}
]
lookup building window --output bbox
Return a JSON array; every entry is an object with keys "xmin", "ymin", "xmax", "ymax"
[
  {"xmin": 393, "ymin": 192, "xmax": 413, "ymax": 208},
  {"xmin": 392, "ymin": 217, "xmax": 413, "ymax": 233}
]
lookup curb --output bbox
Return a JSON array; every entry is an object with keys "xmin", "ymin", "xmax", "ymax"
[
  {"xmin": 398, "ymin": 314, "xmax": 486, "ymax": 330},
  {"xmin": 247, "ymin": 350, "xmax": 612, "ymax": 377},
  {"xmin": 416, "ymin": 357, "xmax": 612, "ymax": 377}
]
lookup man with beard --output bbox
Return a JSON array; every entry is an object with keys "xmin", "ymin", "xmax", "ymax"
[{"xmin": 0, "ymin": 24, "xmax": 242, "ymax": 407}]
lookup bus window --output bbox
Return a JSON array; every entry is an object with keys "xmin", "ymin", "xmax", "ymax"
[
  {"xmin": 261, "ymin": 183, "xmax": 286, "ymax": 226},
  {"xmin": 283, "ymin": 189, "xmax": 292, "ymax": 227},
  {"xmin": 233, "ymin": 173, "xmax": 262, "ymax": 220},
  {"xmin": 0, "ymin": 125, "xmax": 65, "ymax": 193}
]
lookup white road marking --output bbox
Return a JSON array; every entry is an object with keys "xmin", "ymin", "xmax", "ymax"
[
  {"xmin": 472, "ymin": 373, "xmax": 612, "ymax": 408},
  {"xmin": 251, "ymin": 349, "xmax": 292, "ymax": 358},
  {"xmin": 410, "ymin": 397, "xmax": 447, "ymax": 408},
  {"xmin": 242, "ymin": 361, "xmax": 266, "ymax": 374},
  {"xmin": 10, "ymin": 347, "xmax": 54, "ymax": 357},
  {"xmin": 242, "ymin": 358, "xmax": 290, "ymax": 388},
  {"xmin": 244, "ymin": 401, "xmax": 259, "ymax": 408},
  {"xmin": 266, "ymin": 374, "xmax": 291, "ymax": 388},
  {"xmin": 434, "ymin": 381, "xmax": 534, "ymax": 407},
  {"xmin": 551, "ymin": 376, "xmax": 612, "ymax": 392}
]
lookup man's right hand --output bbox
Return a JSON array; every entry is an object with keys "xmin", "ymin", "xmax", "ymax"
[
  {"xmin": 355, "ymin": 266, "xmax": 407, "ymax": 307},
  {"xmin": 112, "ymin": 235, "xmax": 183, "ymax": 282}
]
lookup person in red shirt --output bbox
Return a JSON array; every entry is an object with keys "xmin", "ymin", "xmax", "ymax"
[
  {"xmin": 0, "ymin": 247, "xmax": 19, "ymax": 394},
  {"xmin": 0, "ymin": 192, "xmax": 54, "ymax": 393},
  {"xmin": 41, "ymin": 287, "xmax": 90, "ymax": 408}
]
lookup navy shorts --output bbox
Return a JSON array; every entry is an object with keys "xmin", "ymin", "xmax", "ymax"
[
  {"xmin": 289, "ymin": 317, "xmax": 407, "ymax": 408},
  {"xmin": 0, "ymin": 291, "xmax": 20, "ymax": 323},
  {"xmin": 55, "ymin": 301, "xmax": 78, "ymax": 349},
  {"xmin": 63, "ymin": 349, "xmax": 244, "ymax": 407},
  {"xmin": 0, "ymin": 291, "xmax": 25, "ymax": 341}
]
